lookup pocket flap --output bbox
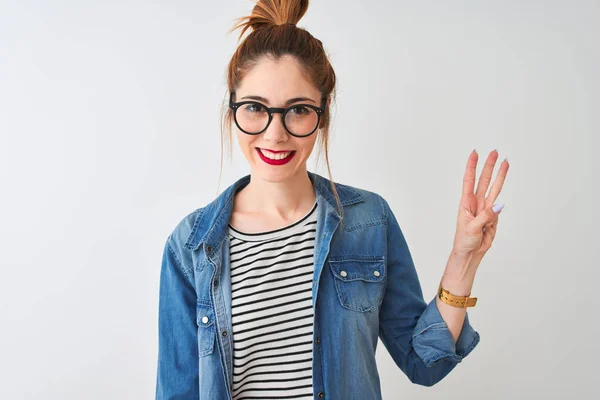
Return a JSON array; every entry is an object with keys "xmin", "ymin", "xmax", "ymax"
[
  {"xmin": 197, "ymin": 300, "xmax": 215, "ymax": 328},
  {"xmin": 196, "ymin": 300, "xmax": 216, "ymax": 356},
  {"xmin": 328, "ymin": 256, "xmax": 385, "ymax": 283}
]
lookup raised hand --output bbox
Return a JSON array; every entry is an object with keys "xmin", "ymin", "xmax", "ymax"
[{"xmin": 451, "ymin": 149, "xmax": 509, "ymax": 258}]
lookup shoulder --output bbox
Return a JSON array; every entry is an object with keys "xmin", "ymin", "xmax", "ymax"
[
  {"xmin": 328, "ymin": 176, "xmax": 386, "ymax": 208},
  {"xmin": 327, "ymin": 178, "xmax": 391, "ymax": 227},
  {"xmin": 316, "ymin": 173, "xmax": 384, "ymax": 208},
  {"xmin": 330, "ymin": 180, "xmax": 407, "ymax": 246},
  {"xmin": 163, "ymin": 206, "xmax": 205, "ymax": 275},
  {"xmin": 166, "ymin": 206, "xmax": 205, "ymax": 246},
  {"xmin": 341, "ymin": 181, "xmax": 383, "ymax": 203}
]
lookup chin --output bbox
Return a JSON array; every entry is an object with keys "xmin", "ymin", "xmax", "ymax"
[
  {"xmin": 255, "ymin": 169, "xmax": 293, "ymax": 183},
  {"xmin": 253, "ymin": 162, "xmax": 306, "ymax": 182}
]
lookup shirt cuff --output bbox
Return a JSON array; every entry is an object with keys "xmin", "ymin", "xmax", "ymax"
[{"xmin": 411, "ymin": 295, "xmax": 480, "ymax": 367}]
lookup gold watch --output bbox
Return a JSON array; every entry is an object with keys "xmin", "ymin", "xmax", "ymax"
[{"xmin": 438, "ymin": 283, "xmax": 478, "ymax": 308}]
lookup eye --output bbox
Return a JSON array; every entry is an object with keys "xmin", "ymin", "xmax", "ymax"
[
  {"xmin": 243, "ymin": 103, "xmax": 266, "ymax": 113},
  {"xmin": 288, "ymin": 105, "xmax": 310, "ymax": 116}
]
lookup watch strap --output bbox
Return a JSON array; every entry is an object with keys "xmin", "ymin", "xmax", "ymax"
[{"xmin": 438, "ymin": 283, "xmax": 478, "ymax": 308}]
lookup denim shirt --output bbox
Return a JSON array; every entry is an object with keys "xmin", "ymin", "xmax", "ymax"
[{"xmin": 156, "ymin": 171, "xmax": 480, "ymax": 400}]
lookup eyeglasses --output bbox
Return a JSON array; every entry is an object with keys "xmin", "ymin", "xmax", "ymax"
[{"xmin": 229, "ymin": 91, "xmax": 327, "ymax": 137}]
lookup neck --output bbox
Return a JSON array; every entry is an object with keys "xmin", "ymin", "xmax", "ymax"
[{"xmin": 236, "ymin": 169, "xmax": 316, "ymax": 219}]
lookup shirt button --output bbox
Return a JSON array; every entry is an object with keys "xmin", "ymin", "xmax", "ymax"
[
  {"xmin": 222, "ymin": 330, "xmax": 228, "ymax": 337},
  {"xmin": 373, "ymin": 270, "xmax": 380, "ymax": 277},
  {"xmin": 206, "ymin": 245, "xmax": 212, "ymax": 252},
  {"xmin": 201, "ymin": 316, "xmax": 209, "ymax": 324},
  {"xmin": 340, "ymin": 270, "xmax": 347, "ymax": 278},
  {"xmin": 318, "ymin": 392, "xmax": 325, "ymax": 398},
  {"xmin": 214, "ymin": 279, "xmax": 219, "ymax": 287},
  {"xmin": 315, "ymin": 337, "xmax": 320, "ymax": 344}
]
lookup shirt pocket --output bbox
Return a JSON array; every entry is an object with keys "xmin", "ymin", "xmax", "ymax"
[
  {"xmin": 328, "ymin": 255, "xmax": 386, "ymax": 312},
  {"xmin": 196, "ymin": 300, "xmax": 216, "ymax": 356}
]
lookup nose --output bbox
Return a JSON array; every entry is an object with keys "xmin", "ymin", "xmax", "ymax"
[{"xmin": 262, "ymin": 112, "xmax": 288, "ymax": 143}]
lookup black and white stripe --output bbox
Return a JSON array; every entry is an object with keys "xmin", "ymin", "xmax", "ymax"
[{"xmin": 228, "ymin": 201, "xmax": 318, "ymax": 400}]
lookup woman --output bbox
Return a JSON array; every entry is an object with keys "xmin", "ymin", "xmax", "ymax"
[{"xmin": 156, "ymin": 1, "xmax": 509, "ymax": 399}]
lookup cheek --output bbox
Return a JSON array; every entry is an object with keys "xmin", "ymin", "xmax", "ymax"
[
  {"xmin": 236, "ymin": 131, "xmax": 256, "ymax": 152},
  {"xmin": 297, "ymin": 137, "xmax": 318, "ymax": 156}
]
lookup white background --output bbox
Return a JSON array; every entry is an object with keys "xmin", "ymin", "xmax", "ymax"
[{"xmin": 1, "ymin": 0, "xmax": 598, "ymax": 398}]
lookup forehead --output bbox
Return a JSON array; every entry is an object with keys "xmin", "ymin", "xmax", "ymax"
[{"xmin": 236, "ymin": 55, "xmax": 319, "ymax": 100}]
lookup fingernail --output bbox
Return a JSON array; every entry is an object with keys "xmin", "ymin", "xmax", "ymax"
[
  {"xmin": 492, "ymin": 203, "xmax": 505, "ymax": 213},
  {"xmin": 473, "ymin": 149, "xmax": 477, "ymax": 154}
]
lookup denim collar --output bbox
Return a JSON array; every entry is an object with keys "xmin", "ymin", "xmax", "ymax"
[{"xmin": 184, "ymin": 171, "xmax": 364, "ymax": 252}]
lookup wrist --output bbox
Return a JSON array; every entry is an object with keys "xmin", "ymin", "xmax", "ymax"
[
  {"xmin": 441, "ymin": 253, "xmax": 477, "ymax": 296},
  {"xmin": 439, "ymin": 276, "xmax": 474, "ymax": 297}
]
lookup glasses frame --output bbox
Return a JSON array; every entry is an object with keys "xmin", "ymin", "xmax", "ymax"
[{"xmin": 229, "ymin": 91, "xmax": 327, "ymax": 138}]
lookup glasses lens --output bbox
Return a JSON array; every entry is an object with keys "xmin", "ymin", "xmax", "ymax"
[
  {"xmin": 236, "ymin": 102, "xmax": 269, "ymax": 134},
  {"xmin": 285, "ymin": 106, "xmax": 319, "ymax": 136}
]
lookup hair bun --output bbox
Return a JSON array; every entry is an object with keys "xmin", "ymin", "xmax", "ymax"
[{"xmin": 230, "ymin": 0, "xmax": 309, "ymax": 39}]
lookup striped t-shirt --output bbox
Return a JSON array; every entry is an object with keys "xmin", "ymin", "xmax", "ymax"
[{"xmin": 228, "ymin": 201, "xmax": 318, "ymax": 400}]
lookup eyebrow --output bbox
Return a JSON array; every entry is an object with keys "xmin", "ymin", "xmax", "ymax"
[{"xmin": 240, "ymin": 95, "xmax": 317, "ymax": 106}]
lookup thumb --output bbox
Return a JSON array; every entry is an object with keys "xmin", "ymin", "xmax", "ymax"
[{"xmin": 474, "ymin": 203, "xmax": 505, "ymax": 233}]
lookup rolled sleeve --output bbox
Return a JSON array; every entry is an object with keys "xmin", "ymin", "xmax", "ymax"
[
  {"xmin": 378, "ymin": 194, "xmax": 481, "ymax": 386},
  {"xmin": 412, "ymin": 295, "xmax": 480, "ymax": 367}
]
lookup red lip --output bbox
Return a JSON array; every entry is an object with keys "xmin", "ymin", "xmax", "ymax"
[{"xmin": 257, "ymin": 148, "xmax": 296, "ymax": 165}]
